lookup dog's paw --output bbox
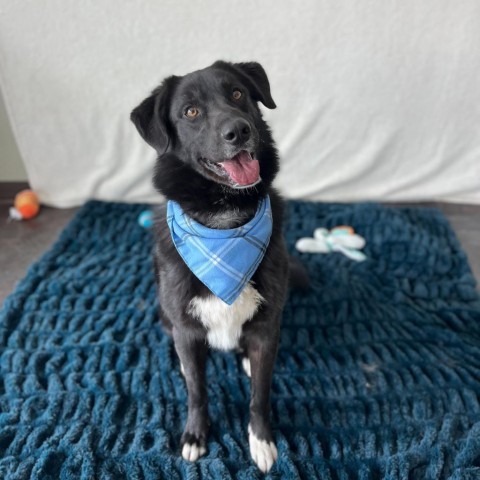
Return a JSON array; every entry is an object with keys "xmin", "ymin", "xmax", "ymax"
[
  {"xmin": 242, "ymin": 357, "xmax": 251, "ymax": 377},
  {"xmin": 182, "ymin": 441, "xmax": 207, "ymax": 462},
  {"xmin": 248, "ymin": 424, "xmax": 277, "ymax": 473},
  {"xmin": 181, "ymin": 432, "xmax": 207, "ymax": 462}
]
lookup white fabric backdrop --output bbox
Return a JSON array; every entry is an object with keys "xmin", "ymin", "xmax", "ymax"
[{"xmin": 1, "ymin": 0, "xmax": 479, "ymax": 207}]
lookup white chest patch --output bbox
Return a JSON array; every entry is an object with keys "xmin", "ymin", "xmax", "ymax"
[{"xmin": 188, "ymin": 283, "xmax": 264, "ymax": 351}]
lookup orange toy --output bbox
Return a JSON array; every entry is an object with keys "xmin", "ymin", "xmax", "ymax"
[{"xmin": 10, "ymin": 190, "xmax": 40, "ymax": 220}]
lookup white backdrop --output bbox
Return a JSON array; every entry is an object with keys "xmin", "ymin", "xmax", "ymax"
[{"xmin": 0, "ymin": 0, "xmax": 479, "ymax": 207}]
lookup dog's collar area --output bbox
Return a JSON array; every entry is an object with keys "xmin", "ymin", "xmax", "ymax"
[{"xmin": 166, "ymin": 196, "xmax": 273, "ymax": 304}]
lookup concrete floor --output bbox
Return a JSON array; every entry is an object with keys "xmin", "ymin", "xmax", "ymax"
[
  {"xmin": 0, "ymin": 203, "xmax": 79, "ymax": 302},
  {"xmin": 0, "ymin": 200, "xmax": 479, "ymax": 304}
]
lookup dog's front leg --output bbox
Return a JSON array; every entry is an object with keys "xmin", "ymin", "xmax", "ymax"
[
  {"xmin": 172, "ymin": 327, "xmax": 209, "ymax": 461},
  {"xmin": 243, "ymin": 319, "xmax": 280, "ymax": 473}
]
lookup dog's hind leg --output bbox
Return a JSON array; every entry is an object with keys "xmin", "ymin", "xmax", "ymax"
[
  {"xmin": 172, "ymin": 327, "xmax": 210, "ymax": 462},
  {"xmin": 237, "ymin": 339, "xmax": 251, "ymax": 377},
  {"xmin": 288, "ymin": 255, "xmax": 309, "ymax": 290},
  {"xmin": 242, "ymin": 357, "xmax": 251, "ymax": 377},
  {"xmin": 158, "ymin": 305, "xmax": 173, "ymax": 337}
]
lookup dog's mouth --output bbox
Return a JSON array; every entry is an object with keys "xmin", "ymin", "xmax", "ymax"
[{"xmin": 200, "ymin": 151, "xmax": 261, "ymax": 189}]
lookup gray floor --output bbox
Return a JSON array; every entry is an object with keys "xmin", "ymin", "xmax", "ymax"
[
  {"xmin": 0, "ymin": 201, "xmax": 479, "ymax": 304},
  {"xmin": 0, "ymin": 203, "xmax": 79, "ymax": 302}
]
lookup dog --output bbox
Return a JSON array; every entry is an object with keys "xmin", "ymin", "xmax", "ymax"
[{"xmin": 131, "ymin": 61, "xmax": 306, "ymax": 473}]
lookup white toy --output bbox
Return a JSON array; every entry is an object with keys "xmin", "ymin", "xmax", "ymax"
[{"xmin": 296, "ymin": 226, "xmax": 367, "ymax": 262}]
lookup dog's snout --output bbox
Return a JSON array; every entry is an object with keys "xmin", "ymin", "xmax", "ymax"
[{"xmin": 221, "ymin": 119, "xmax": 251, "ymax": 145}]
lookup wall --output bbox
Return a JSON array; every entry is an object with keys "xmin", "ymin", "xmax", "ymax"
[
  {"xmin": 1, "ymin": 1, "xmax": 479, "ymax": 205},
  {"xmin": 0, "ymin": 90, "xmax": 26, "ymax": 181}
]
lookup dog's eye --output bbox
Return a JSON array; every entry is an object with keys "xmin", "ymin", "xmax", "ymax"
[
  {"xmin": 232, "ymin": 90, "xmax": 242, "ymax": 100},
  {"xmin": 184, "ymin": 107, "xmax": 199, "ymax": 118}
]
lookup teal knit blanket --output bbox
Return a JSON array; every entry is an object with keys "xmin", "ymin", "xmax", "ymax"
[{"xmin": 1, "ymin": 201, "xmax": 479, "ymax": 479}]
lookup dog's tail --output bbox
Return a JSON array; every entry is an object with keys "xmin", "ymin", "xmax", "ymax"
[{"xmin": 289, "ymin": 256, "xmax": 310, "ymax": 290}]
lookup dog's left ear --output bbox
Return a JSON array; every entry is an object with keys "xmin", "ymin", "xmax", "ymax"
[
  {"xmin": 130, "ymin": 75, "xmax": 180, "ymax": 153},
  {"xmin": 214, "ymin": 61, "xmax": 277, "ymax": 109}
]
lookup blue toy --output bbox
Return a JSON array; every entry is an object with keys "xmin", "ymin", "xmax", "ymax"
[{"xmin": 138, "ymin": 210, "xmax": 154, "ymax": 228}]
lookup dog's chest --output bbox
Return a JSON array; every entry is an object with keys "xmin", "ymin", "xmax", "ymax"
[{"xmin": 188, "ymin": 283, "xmax": 263, "ymax": 351}]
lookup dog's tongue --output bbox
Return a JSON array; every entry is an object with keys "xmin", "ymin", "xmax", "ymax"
[{"xmin": 220, "ymin": 151, "xmax": 260, "ymax": 186}]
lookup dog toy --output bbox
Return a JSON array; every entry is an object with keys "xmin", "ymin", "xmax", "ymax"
[
  {"xmin": 296, "ymin": 225, "xmax": 367, "ymax": 261},
  {"xmin": 138, "ymin": 210, "xmax": 154, "ymax": 228},
  {"xmin": 9, "ymin": 189, "xmax": 40, "ymax": 220}
]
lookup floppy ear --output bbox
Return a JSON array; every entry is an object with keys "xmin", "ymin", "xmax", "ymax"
[
  {"xmin": 213, "ymin": 61, "xmax": 277, "ymax": 109},
  {"xmin": 130, "ymin": 75, "xmax": 180, "ymax": 152}
]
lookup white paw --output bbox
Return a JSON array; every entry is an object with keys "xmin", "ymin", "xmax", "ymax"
[
  {"xmin": 182, "ymin": 442, "xmax": 206, "ymax": 462},
  {"xmin": 180, "ymin": 362, "xmax": 185, "ymax": 376},
  {"xmin": 242, "ymin": 357, "xmax": 251, "ymax": 377},
  {"xmin": 248, "ymin": 424, "xmax": 277, "ymax": 473}
]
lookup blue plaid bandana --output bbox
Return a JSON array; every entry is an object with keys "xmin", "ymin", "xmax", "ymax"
[{"xmin": 167, "ymin": 196, "xmax": 272, "ymax": 305}]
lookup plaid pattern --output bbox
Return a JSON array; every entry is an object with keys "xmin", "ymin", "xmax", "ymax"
[{"xmin": 167, "ymin": 196, "xmax": 272, "ymax": 305}]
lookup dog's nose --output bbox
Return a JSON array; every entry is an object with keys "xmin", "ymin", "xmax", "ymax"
[{"xmin": 221, "ymin": 119, "xmax": 251, "ymax": 145}]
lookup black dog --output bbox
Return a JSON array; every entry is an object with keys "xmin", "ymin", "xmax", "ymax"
[{"xmin": 131, "ymin": 61, "xmax": 303, "ymax": 473}]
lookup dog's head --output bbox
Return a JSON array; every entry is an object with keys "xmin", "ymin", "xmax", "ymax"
[{"xmin": 131, "ymin": 61, "xmax": 279, "ymax": 194}]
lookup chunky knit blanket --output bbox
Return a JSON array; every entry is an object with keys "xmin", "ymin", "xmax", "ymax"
[{"xmin": 1, "ymin": 201, "xmax": 479, "ymax": 480}]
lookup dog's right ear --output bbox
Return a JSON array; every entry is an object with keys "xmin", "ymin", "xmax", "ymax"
[{"xmin": 130, "ymin": 75, "xmax": 180, "ymax": 153}]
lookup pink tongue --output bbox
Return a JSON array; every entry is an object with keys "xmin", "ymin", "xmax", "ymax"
[{"xmin": 220, "ymin": 152, "xmax": 260, "ymax": 186}]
